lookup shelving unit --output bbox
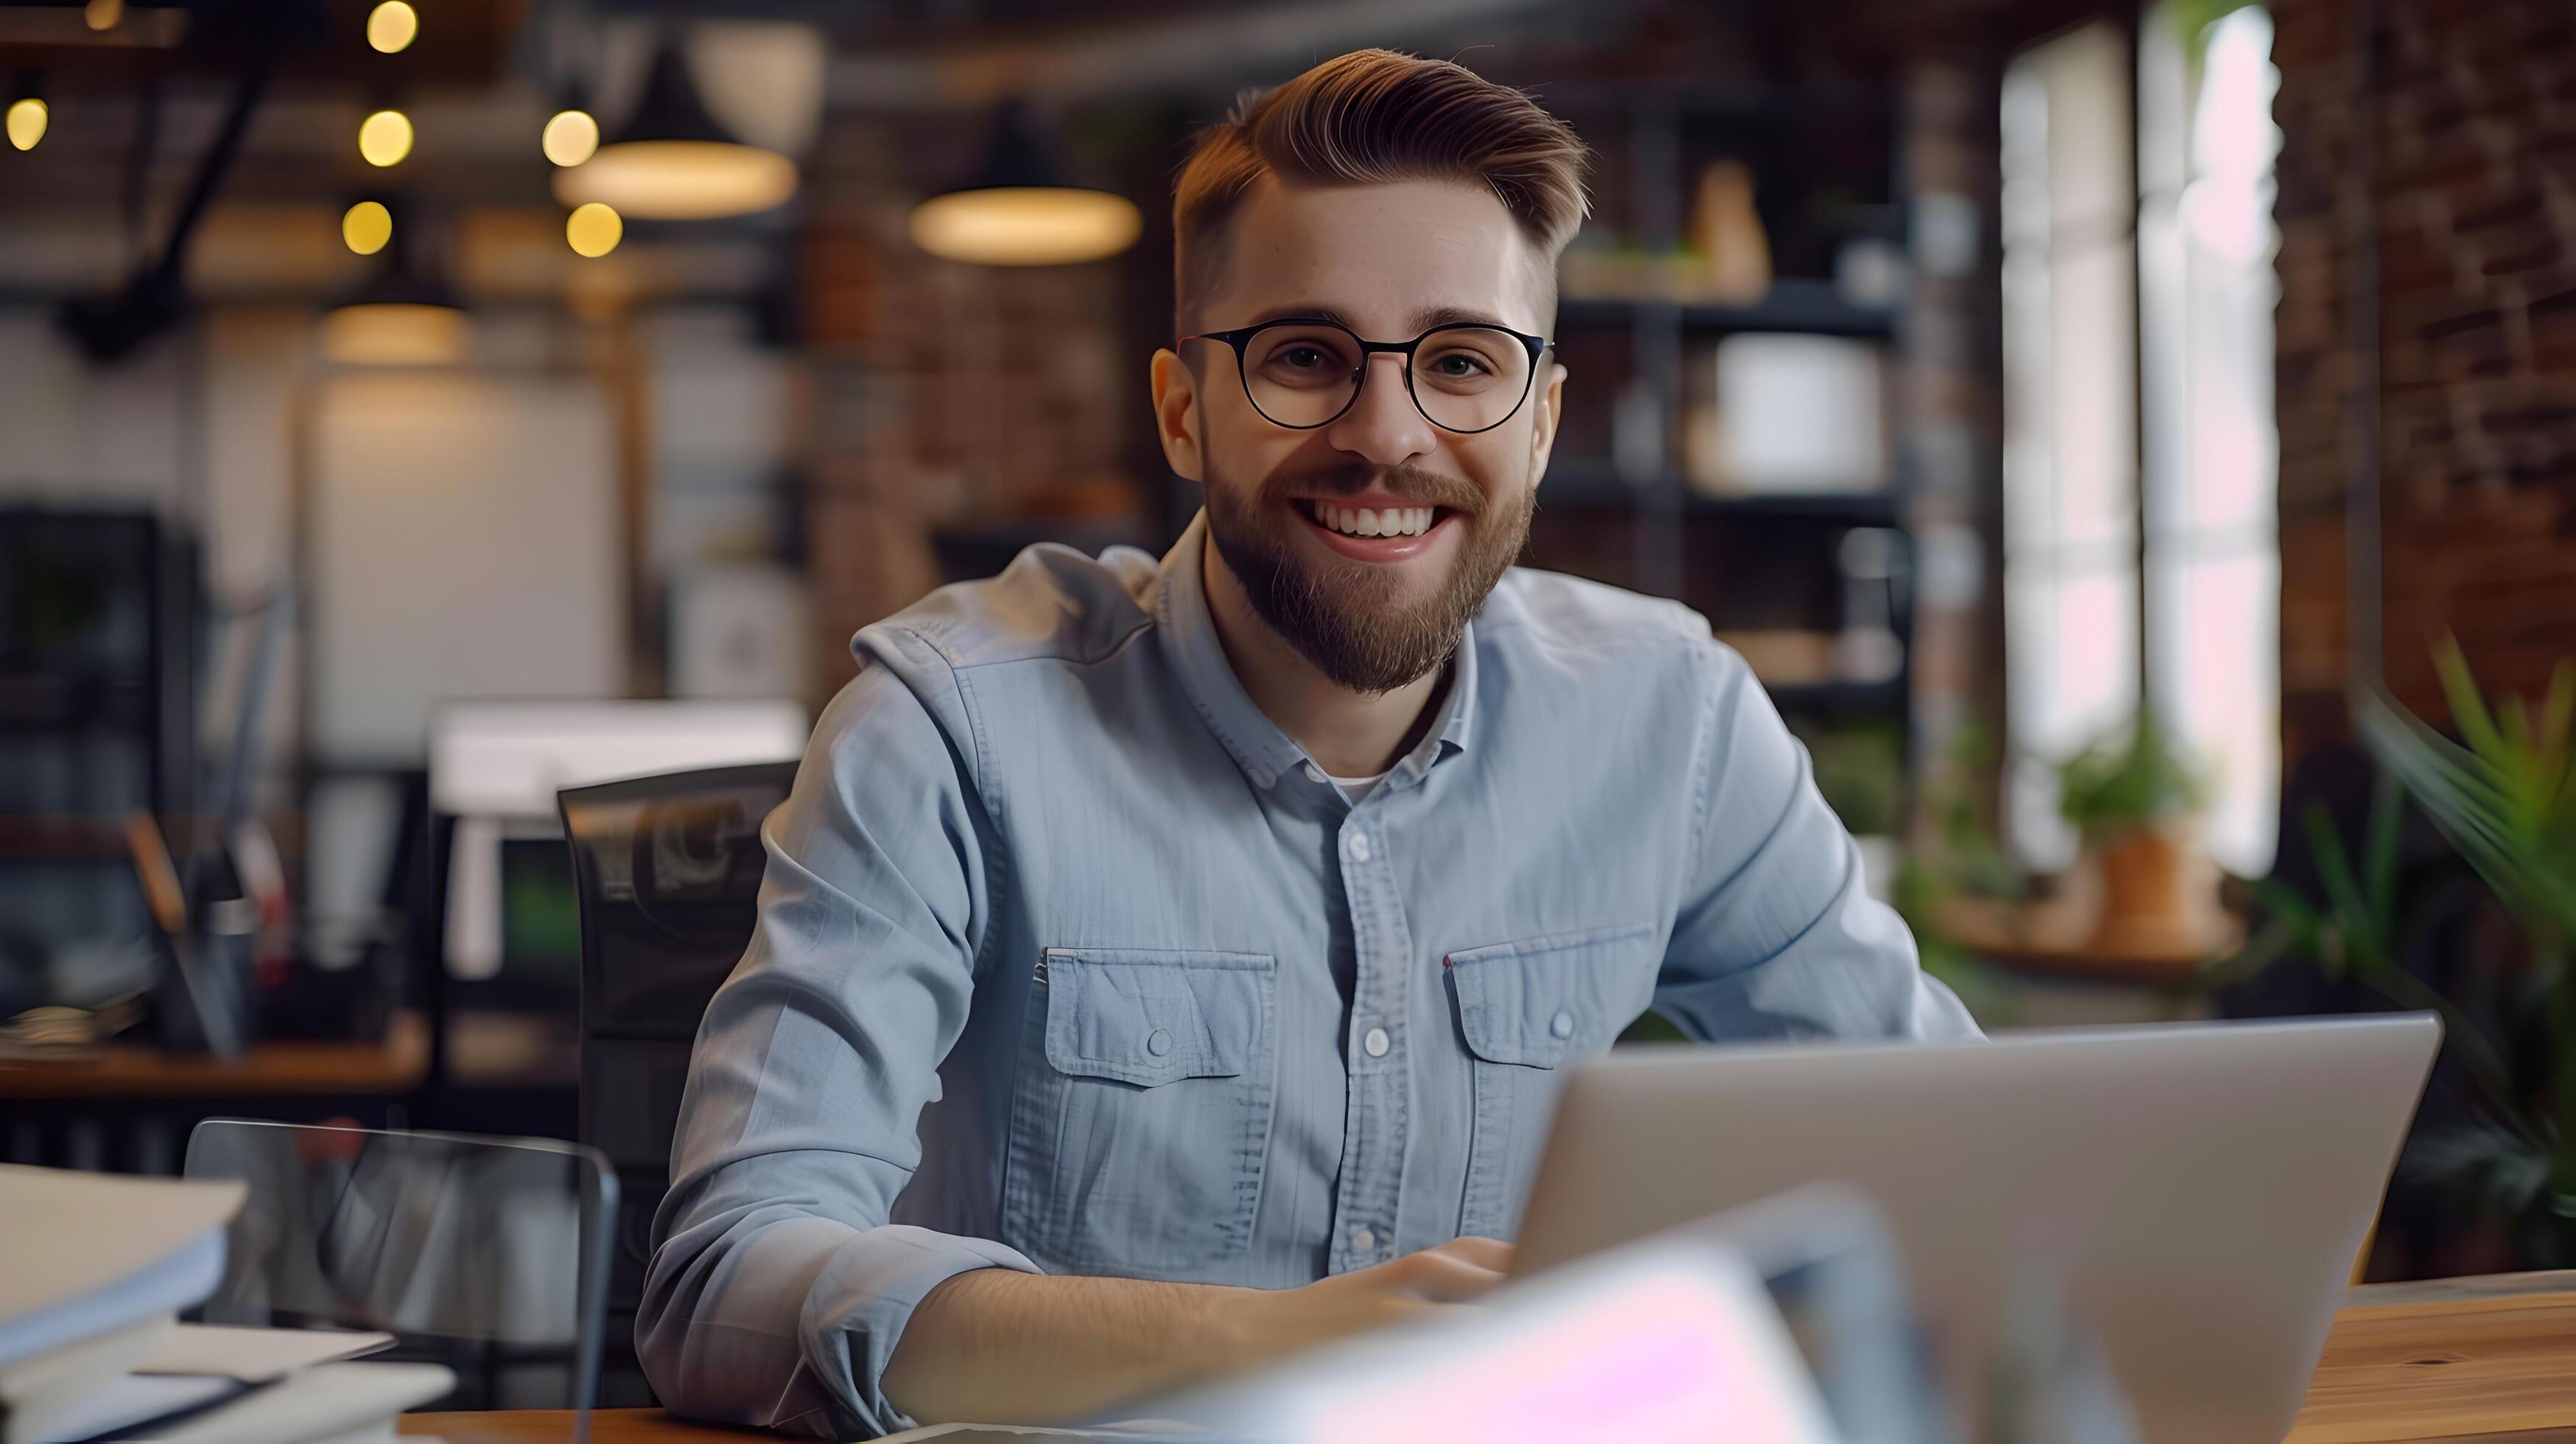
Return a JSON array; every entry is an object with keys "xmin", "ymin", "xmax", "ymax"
[
  {"xmin": 1531, "ymin": 90, "xmax": 1912, "ymax": 756},
  {"xmin": 1554, "ymin": 279, "xmax": 1898, "ymax": 339},
  {"xmin": 0, "ymin": 510, "xmax": 200, "ymax": 964},
  {"xmin": 1541, "ymin": 459, "xmax": 1900, "ymax": 525}
]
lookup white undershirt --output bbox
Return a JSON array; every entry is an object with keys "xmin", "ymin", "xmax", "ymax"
[{"xmin": 1324, "ymin": 771, "xmax": 1389, "ymax": 803}]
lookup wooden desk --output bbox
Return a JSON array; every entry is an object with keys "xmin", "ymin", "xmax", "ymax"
[
  {"xmin": 0, "ymin": 1012, "xmax": 429, "ymax": 1101},
  {"xmin": 2289, "ymin": 1272, "xmax": 2576, "ymax": 1442},
  {"xmin": 399, "ymin": 1272, "xmax": 2576, "ymax": 1443}
]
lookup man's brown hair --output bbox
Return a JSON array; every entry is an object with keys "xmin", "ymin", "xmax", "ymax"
[{"xmin": 1171, "ymin": 49, "xmax": 1591, "ymax": 331}]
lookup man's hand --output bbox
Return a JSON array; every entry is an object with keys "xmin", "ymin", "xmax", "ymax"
[
  {"xmin": 1238, "ymin": 1236, "xmax": 1515, "ymax": 1359},
  {"xmin": 883, "ymin": 1237, "xmax": 1515, "ymax": 1426}
]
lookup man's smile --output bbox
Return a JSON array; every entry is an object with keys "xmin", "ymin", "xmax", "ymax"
[{"xmin": 1287, "ymin": 494, "xmax": 1465, "ymax": 563}]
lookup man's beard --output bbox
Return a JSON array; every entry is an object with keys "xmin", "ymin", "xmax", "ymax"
[{"xmin": 1202, "ymin": 456, "xmax": 1535, "ymax": 695}]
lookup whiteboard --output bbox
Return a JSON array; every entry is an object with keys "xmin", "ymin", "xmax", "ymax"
[{"xmin": 307, "ymin": 371, "xmax": 625, "ymax": 764}]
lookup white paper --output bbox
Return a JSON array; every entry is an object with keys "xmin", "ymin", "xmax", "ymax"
[
  {"xmin": 29, "ymin": 1373, "xmax": 239, "ymax": 1444},
  {"xmin": 0, "ymin": 1167, "xmax": 245, "ymax": 1357},
  {"xmin": 138, "ymin": 1325, "xmax": 396, "ymax": 1383},
  {"xmin": 144, "ymin": 1361, "xmax": 455, "ymax": 1443}
]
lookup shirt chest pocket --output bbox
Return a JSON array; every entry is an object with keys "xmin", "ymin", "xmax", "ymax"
[
  {"xmin": 1003, "ymin": 948, "xmax": 1279, "ymax": 1277},
  {"xmin": 1445, "ymin": 922, "xmax": 1657, "ymax": 1238}
]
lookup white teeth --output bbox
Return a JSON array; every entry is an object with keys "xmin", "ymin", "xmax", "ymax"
[{"xmin": 1315, "ymin": 503, "xmax": 1436, "ymax": 538}]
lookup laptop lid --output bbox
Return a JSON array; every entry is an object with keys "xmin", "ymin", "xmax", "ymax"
[{"xmin": 1509, "ymin": 1014, "xmax": 2439, "ymax": 1443}]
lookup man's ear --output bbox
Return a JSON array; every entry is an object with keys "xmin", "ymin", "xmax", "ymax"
[
  {"xmin": 1526, "ymin": 360, "xmax": 1568, "ymax": 489},
  {"xmin": 1150, "ymin": 348, "xmax": 1204, "ymax": 483}
]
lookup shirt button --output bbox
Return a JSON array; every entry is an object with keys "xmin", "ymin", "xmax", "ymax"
[
  {"xmin": 1550, "ymin": 1011, "xmax": 1575, "ymax": 1040},
  {"xmin": 1350, "ymin": 1227, "xmax": 1377, "ymax": 1253},
  {"xmin": 1145, "ymin": 1028, "xmax": 1172, "ymax": 1057},
  {"xmin": 1363, "ymin": 1026, "xmax": 1390, "ymax": 1058},
  {"xmin": 1347, "ymin": 832, "xmax": 1372, "ymax": 862},
  {"xmin": 1305, "ymin": 763, "xmax": 1328, "ymax": 784}
]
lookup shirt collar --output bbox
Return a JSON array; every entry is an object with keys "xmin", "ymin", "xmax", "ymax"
[{"xmin": 1156, "ymin": 511, "xmax": 1478, "ymax": 793}]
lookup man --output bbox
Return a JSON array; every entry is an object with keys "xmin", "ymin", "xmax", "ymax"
[{"xmin": 640, "ymin": 49, "xmax": 1977, "ymax": 1439}]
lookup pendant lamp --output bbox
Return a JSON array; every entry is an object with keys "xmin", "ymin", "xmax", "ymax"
[
  {"xmin": 323, "ymin": 205, "xmax": 469, "ymax": 366},
  {"xmin": 552, "ymin": 38, "xmax": 797, "ymax": 220},
  {"xmin": 908, "ymin": 100, "xmax": 1140, "ymax": 267}
]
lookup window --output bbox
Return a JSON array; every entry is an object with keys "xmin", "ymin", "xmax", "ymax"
[{"xmin": 2000, "ymin": 5, "xmax": 2282, "ymax": 877}]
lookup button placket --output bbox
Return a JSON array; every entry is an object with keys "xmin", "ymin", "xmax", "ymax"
[{"xmin": 1328, "ymin": 811, "xmax": 1408, "ymax": 1275}]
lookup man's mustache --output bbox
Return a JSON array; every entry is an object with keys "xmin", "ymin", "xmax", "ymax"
[{"xmin": 1257, "ymin": 462, "xmax": 1486, "ymax": 516}]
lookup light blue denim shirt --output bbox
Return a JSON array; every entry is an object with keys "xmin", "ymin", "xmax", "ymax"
[{"xmin": 639, "ymin": 515, "xmax": 1978, "ymax": 1437}]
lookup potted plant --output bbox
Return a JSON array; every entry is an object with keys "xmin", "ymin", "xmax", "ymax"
[
  {"xmin": 2252, "ymin": 638, "xmax": 2576, "ymax": 1268},
  {"xmin": 2057, "ymin": 714, "xmax": 2222, "ymax": 956}
]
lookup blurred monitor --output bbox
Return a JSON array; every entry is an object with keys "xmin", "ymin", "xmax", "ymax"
[
  {"xmin": 496, "ymin": 835, "xmax": 583, "ymax": 995},
  {"xmin": 431, "ymin": 701, "xmax": 805, "ymax": 982}
]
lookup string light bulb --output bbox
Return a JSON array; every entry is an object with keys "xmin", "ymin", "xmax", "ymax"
[
  {"xmin": 542, "ymin": 109, "xmax": 599, "ymax": 168},
  {"xmin": 565, "ymin": 203, "xmax": 622, "ymax": 258},
  {"xmin": 84, "ymin": 0, "xmax": 122, "ymax": 31},
  {"xmin": 4, "ymin": 98, "xmax": 44, "ymax": 153},
  {"xmin": 358, "ymin": 109, "xmax": 413, "ymax": 167},
  {"xmin": 365, "ymin": 2, "xmax": 418, "ymax": 55},
  {"xmin": 342, "ymin": 200, "xmax": 393, "ymax": 256}
]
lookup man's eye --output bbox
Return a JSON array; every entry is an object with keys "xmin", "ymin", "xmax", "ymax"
[
  {"xmin": 1282, "ymin": 347, "xmax": 1330, "ymax": 369},
  {"xmin": 1431, "ymin": 354, "xmax": 1490, "ymax": 376}
]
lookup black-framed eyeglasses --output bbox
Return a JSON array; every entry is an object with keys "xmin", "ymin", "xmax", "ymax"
[{"xmin": 1178, "ymin": 317, "xmax": 1553, "ymax": 435}]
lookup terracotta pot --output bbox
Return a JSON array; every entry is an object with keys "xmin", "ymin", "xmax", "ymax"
[{"xmin": 2085, "ymin": 822, "xmax": 2222, "ymax": 956}]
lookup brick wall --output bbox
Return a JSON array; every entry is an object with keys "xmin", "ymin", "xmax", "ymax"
[
  {"xmin": 1899, "ymin": 55, "xmax": 2010, "ymax": 833},
  {"xmin": 796, "ymin": 111, "xmax": 1145, "ymax": 698},
  {"xmin": 2274, "ymin": 0, "xmax": 2576, "ymax": 753}
]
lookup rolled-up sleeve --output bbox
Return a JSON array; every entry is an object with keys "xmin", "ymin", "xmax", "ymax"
[
  {"xmin": 636, "ymin": 653, "xmax": 1039, "ymax": 1439},
  {"xmin": 1653, "ymin": 642, "xmax": 1982, "ymax": 1044}
]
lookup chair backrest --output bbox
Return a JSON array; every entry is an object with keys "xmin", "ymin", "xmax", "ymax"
[
  {"xmin": 556, "ymin": 760, "xmax": 795, "ymax": 1405},
  {"xmin": 182, "ymin": 1118, "xmax": 615, "ymax": 1421}
]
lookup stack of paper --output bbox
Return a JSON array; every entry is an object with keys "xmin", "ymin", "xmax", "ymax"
[
  {"xmin": 0, "ymin": 1165, "xmax": 454, "ymax": 1444},
  {"xmin": 0, "ymin": 1166, "xmax": 242, "ymax": 1443}
]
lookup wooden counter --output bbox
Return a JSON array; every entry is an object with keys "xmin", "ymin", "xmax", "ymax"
[
  {"xmin": 0, "ymin": 1012, "xmax": 429, "ymax": 1100},
  {"xmin": 397, "ymin": 1270, "xmax": 2576, "ymax": 1443}
]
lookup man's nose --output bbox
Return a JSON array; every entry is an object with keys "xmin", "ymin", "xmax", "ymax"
[{"xmin": 1324, "ymin": 353, "xmax": 1437, "ymax": 469}]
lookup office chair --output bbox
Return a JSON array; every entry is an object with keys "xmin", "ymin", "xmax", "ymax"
[
  {"xmin": 557, "ymin": 760, "xmax": 796, "ymax": 1406},
  {"xmin": 182, "ymin": 1118, "xmax": 614, "ymax": 1431}
]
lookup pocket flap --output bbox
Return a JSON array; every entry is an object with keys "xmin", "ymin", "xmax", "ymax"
[
  {"xmin": 1446, "ymin": 923, "xmax": 1656, "ymax": 1068},
  {"xmin": 1041, "ymin": 948, "xmax": 1276, "ymax": 1088}
]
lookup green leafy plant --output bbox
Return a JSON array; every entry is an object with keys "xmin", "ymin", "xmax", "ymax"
[
  {"xmin": 2356, "ymin": 639, "xmax": 2576, "ymax": 1233},
  {"xmin": 2250, "ymin": 776, "xmax": 2526, "ymax": 1137},
  {"xmin": 2057, "ymin": 714, "xmax": 2214, "ymax": 837},
  {"xmin": 2252, "ymin": 638, "xmax": 2576, "ymax": 1261},
  {"xmin": 2362, "ymin": 639, "xmax": 2576, "ymax": 947},
  {"xmin": 1800, "ymin": 718, "xmax": 1905, "ymax": 839},
  {"xmin": 1892, "ymin": 723, "xmax": 2028, "ymax": 1024}
]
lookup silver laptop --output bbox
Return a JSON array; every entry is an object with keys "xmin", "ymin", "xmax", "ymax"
[{"xmin": 1511, "ymin": 1014, "xmax": 2440, "ymax": 1443}]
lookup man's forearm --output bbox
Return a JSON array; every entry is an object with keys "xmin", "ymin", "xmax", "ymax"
[
  {"xmin": 881, "ymin": 1238, "xmax": 1514, "ymax": 1427},
  {"xmin": 882, "ymin": 1267, "xmax": 1262, "ymax": 1426}
]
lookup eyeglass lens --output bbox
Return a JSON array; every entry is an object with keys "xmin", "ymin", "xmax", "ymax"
[{"xmin": 1238, "ymin": 322, "xmax": 1533, "ymax": 432}]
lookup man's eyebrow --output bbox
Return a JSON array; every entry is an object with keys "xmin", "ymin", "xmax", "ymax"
[
  {"xmin": 1409, "ymin": 304, "xmax": 1515, "ymax": 332},
  {"xmin": 1226, "ymin": 303, "xmax": 1523, "ymax": 336},
  {"xmin": 1238, "ymin": 302, "xmax": 1361, "ymax": 330}
]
